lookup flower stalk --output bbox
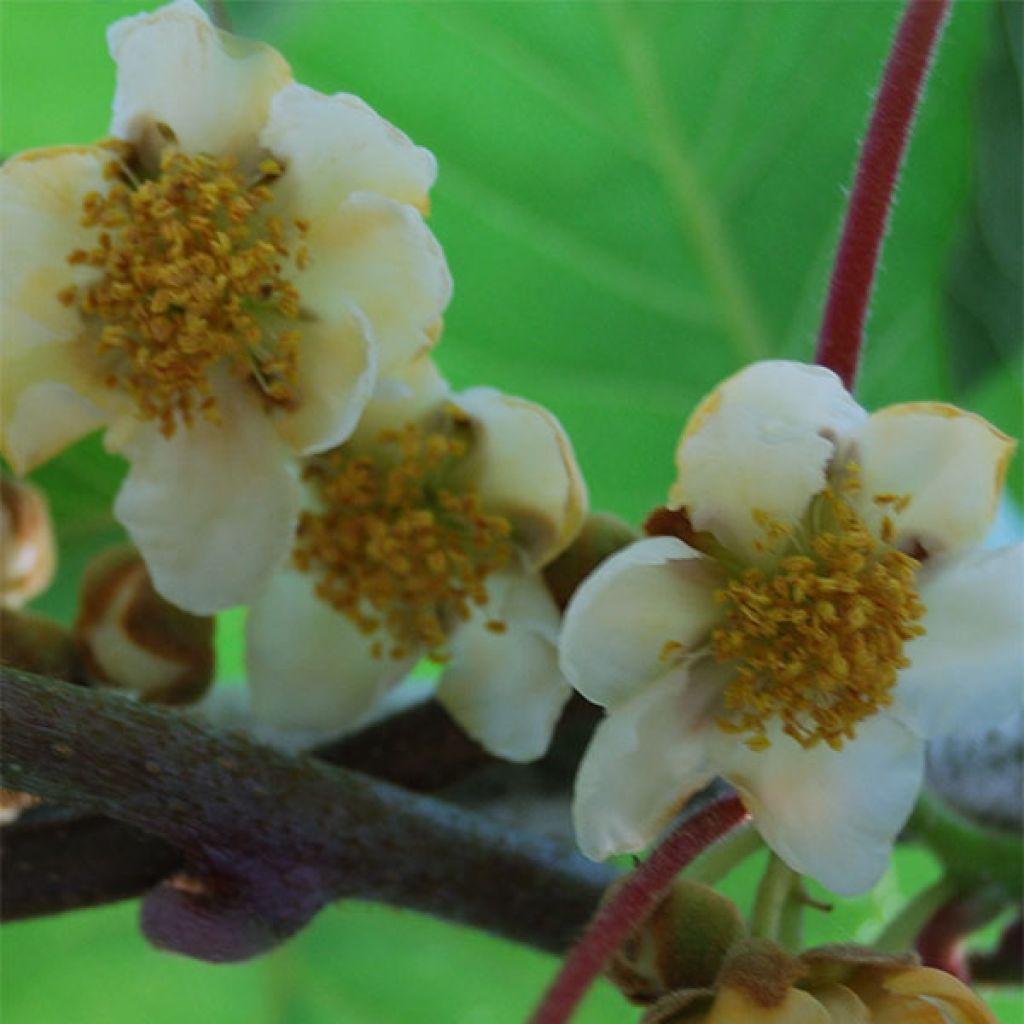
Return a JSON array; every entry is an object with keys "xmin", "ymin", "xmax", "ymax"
[
  {"xmin": 815, "ymin": 0, "xmax": 952, "ymax": 389},
  {"xmin": 527, "ymin": 794, "xmax": 749, "ymax": 1024}
]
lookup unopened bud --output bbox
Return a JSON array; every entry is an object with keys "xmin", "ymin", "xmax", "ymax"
[
  {"xmin": 543, "ymin": 513, "xmax": 638, "ymax": 610},
  {"xmin": 1, "ymin": 477, "xmax": 56, "ymax": 608},
  {"xmin": 74, "ymin": 546, "xmax": 214, "ymax": 704},
  {"xmin": 607, "ymin": 879, "xmax": 746, "ymax": 1005},
  {"xmin": 0, "ymin": 607, "xmax": 80, "ymax": 681}
]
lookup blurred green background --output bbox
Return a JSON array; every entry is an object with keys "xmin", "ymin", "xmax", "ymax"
[{"xmin": 2, "ymin": 0, "xmax": 1021, "ymax": 1021}]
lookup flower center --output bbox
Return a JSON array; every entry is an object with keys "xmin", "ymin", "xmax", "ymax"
[
  {"xmin": 293, "ymin": 416, "xmax": 515, "ymax": 660},
  {"xmin": 710, "ymin": 486, "xmax": 925, "ymax": 751},
  {"xmin": 59, "ymin": 137, "xmax": 308, "ymax": 436}
]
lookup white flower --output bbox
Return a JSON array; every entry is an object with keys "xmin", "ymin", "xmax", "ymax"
[
  {"xmin": 244, "ymin": 357, "xmax": 588, "ymax": 761},
  {"xmin": 0, "ymin": 0, "xmax": 451, "ymax": 614},
  {"xmin": 560, "ymin": 361, "xmax": 1021, "ymax": 896}
]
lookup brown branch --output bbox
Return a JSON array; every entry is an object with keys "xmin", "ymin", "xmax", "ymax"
[
  {"xmin": 1, "ymin": 692, "xmax": 599, "ymax": 922},
  {"xmin": 1, "ymin": 668, "xmax": 611, "ymax": 960}
]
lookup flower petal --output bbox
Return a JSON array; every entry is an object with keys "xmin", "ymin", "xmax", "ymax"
[
  {"xmin": 437, "ymin": 569, "xmax": 571, "ymax": 762},
  {"xmin": 559, "ymin": 536, "xmax": 724, "ymax": 710},
  {"xmin": 891, "ymin": 544, "xmax": 1023, "ymax": 740},
  {"xmin": 854, "ymin": 403, "xmax": 1016, "ymax": 556},
  {"xmin": 261, "ymin": 83, "xmax": 437, "ymax": 217},
  {"xmin": 351, "ymin": 354, "xmax": 451, "ymax": 442},
  {"xmin": 711, "ymin": 715, "xmax": 924, "ymax": 896},
  {"xmin": 1, "ymin": 148, "xmax": 114, "ymax": 471},
  {"xmin": 246, "ymin": 565, "xmax": 415, "ymax": 736},
  {"xmin": 672, "ymin": 362, "xmax": 866, "ymax": 556},
  {"xmin": 453, "ymin": 387, "xmax": 587, "ymax": 569},
  {"xmin": 272, "ymin": 304, "xmax": 377, "ymax": 456},
  {"xmin": 108, "ymin": 0, "xmax": 291, "ymax": 164},
  {"xmin": 809, "ymin": 983, "xmax": 871, "ymax": 1023},
  {"xmin": 572, "ymin": 668, "xmax": 718, "ymax": 861},
  {"xmin": 113, "ymin": 385, "xmax": 300, "ymax": 614},
  {"xmin": 295, "ymin": 192, "xmax": 451, "ymax": 374},
  {"xmin": 879, "ymin": 967, "xmax": 997, "ymax": 1024},
  {"xmin": 707, "ymin": 987, "xmax": 831, "ymax": 1024}
]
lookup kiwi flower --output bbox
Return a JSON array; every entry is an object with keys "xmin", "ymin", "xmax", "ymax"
[
  {"xmin": 0, "ymin": 0, "xmax": 450, "ymax": 613},
  {"xmin": 560, "ymin": 361, "xmax": 1020, "ymax": 895},
  {"xmin": 244, "ymin": 358, "xmax": 587, "ymax": 760}
]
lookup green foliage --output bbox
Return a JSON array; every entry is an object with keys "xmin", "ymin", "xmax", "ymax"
[{"xmin": 2, "ymin": 1, "xmax": 1020, "ymax": 1021}]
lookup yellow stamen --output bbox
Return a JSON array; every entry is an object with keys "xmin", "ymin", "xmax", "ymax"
[
  {"xmin": 711, "ymin": 487, "xmax": 925, "ymax": 750},
  {"xmin": 293, "ymin": 420, "xmax": 514, "ymax": 660},
  {"xmin": 62, "ymin": 139, "xmax": 308, "ymax": 436}
]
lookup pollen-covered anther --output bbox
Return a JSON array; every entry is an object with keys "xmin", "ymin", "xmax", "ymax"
[
  {"xmin": 711, "ymin": 488, "xmax": 926, "ymax": 750},
  {"xmin": 61, "ymin": 140, "xmax": 309, "ymax": 435},
  {"xmin": 293, "ymin": 421, "xmax": 514, "ymax": 660}
]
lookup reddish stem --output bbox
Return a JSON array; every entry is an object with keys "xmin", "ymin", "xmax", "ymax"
[
  {"xmin": 528, "ymin": 795, "xmax": 749, "ymax": 1024},
  {"xmin": 815, "ymin": 0, "xmax": 952, "ymax": 390}
]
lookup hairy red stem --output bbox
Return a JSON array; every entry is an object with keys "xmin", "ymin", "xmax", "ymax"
[
  {"xmin": 528, "ymin": 794, "xmax": 749, "ymax": 1024},
  {"xmin": 815, "ymin": 0, "xmax": 952, "ymax": 389}
]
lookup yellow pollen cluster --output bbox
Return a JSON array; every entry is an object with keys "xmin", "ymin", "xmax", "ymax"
[
  {"xmin": 711, "ymin": 489, "xmax": 926, "ymax": 751},
  {"xmin": 293, "ymin": 420, "xmax": 515, "ymax": 660},
  {"xmin": 60, "ymin": 138, "xmax": 308, "ymax": 435}
]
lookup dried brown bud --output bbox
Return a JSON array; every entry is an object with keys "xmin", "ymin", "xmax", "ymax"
[
  {"xmin": 543, "ymin": 512, "xmax": 638, "ymax": 610},
  {"xmin": 1, "ymin": 476, "xmax": 56, "ymax": 608},
  {"xmin": 0, "ymin": 787, "xmax": 42, "ymax": 826},
  {"xmin": 0, "ymin": 607, "xmax": 80, "ymax": 681},
  {"xmin": 74, "ymin": 546, "xmax": 214, "ymax": 704}
]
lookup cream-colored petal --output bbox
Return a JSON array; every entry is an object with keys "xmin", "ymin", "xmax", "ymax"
[
  {"xmin": 296, "ymin": 192, "xmax": 451, "ymax": 374},
  {"xmin": 672, "ymin": 361, "xmax": 867, "ymax": 557},
  {"xmin": 272, "ymin": 304, "xmax": 377, "ymax": 456},
  {"xmin": 349, "ymin": 354, "xmax": 451, "ymax": 444},
  {"xmin": 706, "ymin": 987, "xmax": 831, "ymax": 1024},
  {"xmin": 891, "ymin": 545, "xmax": 1023, "ymax": 740},
  {"xmin": 559, "ymin": 536, "xmax": 724, "ymax": 710},
  {"xmin": 261, "ymin": 83, "xmax": 436, "ymax": 218},
  {"xmin": 880, "ymin": 967, "xmax": 997, "ymax": 1024},
  {"xmin": 572, "ymin": 668, "xmax": 718, "ymax": 861},
  {"xmin": 711, "ymin": 715, "xmax": 924, "ymax": 896},
  {"xmin": 113, "ymin": 387, "xmax": 300, "ymax": 615},
  {"xmin": 108, "ymin": 0, "xmax": 291, "ymax": 163},
  {"xmin": 452, "ymin": 387, "xmax": 587, "ymax": 570},
  {"xmin": 437, "ymin": 569, "xmax": 571, "ymax": 762},
  {"xmin": 1, "ymin": 148, "xmax": 114, "ymax": 471},
  {"xmin": 853, "ymin": 403, "xmax": 1016, "ymax": 556},
  {"xmin": 246, "ymin": 565, "xmax": 415, "ymax": 736},
  {"xmin": 808, "ymin": 983, "xmax": 871, "ymax": 1023},
  {"xmin": 3, "ymin": 382, "xmax": 107, "ymax": 475}
]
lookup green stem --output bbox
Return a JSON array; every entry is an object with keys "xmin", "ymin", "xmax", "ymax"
[
  {"xmin": 875, "ymin": 875, "xmax": 960, "ymax": 954},
  {"xmin": 684, "ymin": 821, "xmax": 764, "ymax": 887},
  {"xmin": 778, "ymin": 883, "xmax": 807, "ymax": 952},
  {"xmin": 750, "ymin": 852, "xmax": 800, "ymax": 943}
]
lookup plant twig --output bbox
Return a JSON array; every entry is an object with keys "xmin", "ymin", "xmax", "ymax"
[
  {"xmin": 1, "ymin": 668, "xmax": 611, "ymax": 960},
  {"xmin": 815, "ymin": 0, "xmax": 952, "ymax": 388}
]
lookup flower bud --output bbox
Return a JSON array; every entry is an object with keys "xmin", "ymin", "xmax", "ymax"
[
  {"xmin": 0, "ymin": 607, "xmax": 80, "ymax": 681},
  {"xmin": 543, "ymin": 512, "xmax": 638, "ymax": 610},
  {"xmin": 607, "ymin": 879, "xmax": 746, "ymax": 1005},
  {"xmin": 1, "ymin": 476, "xmax": 56, "ymax": 608},
  {"xmin": 74, "ymin": 546, "xmax": 214, "ymax": 704}
]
